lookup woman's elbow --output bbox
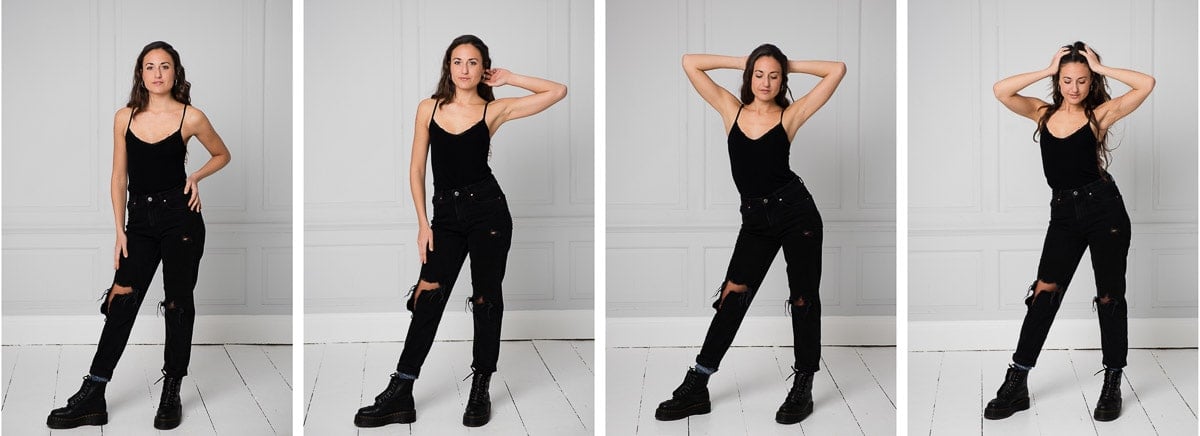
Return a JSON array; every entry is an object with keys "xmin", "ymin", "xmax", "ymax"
[{"xmin": 554, "ymin": 83, "xmax": 568, "ymax": 102}]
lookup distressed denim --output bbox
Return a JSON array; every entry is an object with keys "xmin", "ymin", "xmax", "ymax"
[
  {"xmin": 696, "ymin": 177, "xmax": 824, "ymax": 373},
  {"xmin": 90, "ymin": 186, "xmax": 205, "ymax": 379},
  {"xmin": 1013, "ymin": 176, "xmax": 1131, "ymax": 369},
  {"xmin": 396, "ymin": 175, "xmax": 513, "ymax": 377}
]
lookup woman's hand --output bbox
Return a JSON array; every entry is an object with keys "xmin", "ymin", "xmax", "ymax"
[
  {"xmin": 184, "ymin": 176, "xmax": 202, "ymax": 212},
  {"xmin": 417, "ymin": 224, "xmax": 434, "ymax": 264},
  {"xmin": 113, "ymin": 231, "xmax": 128, "ymax": 270},
  {"xmin": 1079, "ymin": 45, "xmax": 1104, "ymax": 73},
  {"xmin": 483, "ymin": 68, "xmax": 511, "ymax": 87},
  {"xmin": 1046, "ymin": 46, "xmax": 1070, "ymax": 74}
]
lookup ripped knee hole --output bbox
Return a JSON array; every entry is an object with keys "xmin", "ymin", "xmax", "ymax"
[
  {"xmin": 410, "ymin": 280, "xmax": 442, "ymax": 309},
  {"xmin": 717, "ymin": 282, "xmax": 749, "ymax": 309}
]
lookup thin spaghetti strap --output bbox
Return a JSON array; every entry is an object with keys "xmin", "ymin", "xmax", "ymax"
[
  {"xmin": 178, "ymin": 105, "xmax": 188, "ymax": 130},
  {"xmin": 126, "ymin": 108, "xmax": 135, "ymax": 132},
  {"xmin": 733, "ymin": 105, "xmax": 743, "ymax": 123},
  {"xmin": 430, "ymin": 100, "xmax": 439, "ymax": 127},
  {"xmin": 778, "ymin": 107, "xmax": 784, "ymax": 124},
  {"xmin": 482, "ymin": 101, "xmax": 489, "ymax": 120}
]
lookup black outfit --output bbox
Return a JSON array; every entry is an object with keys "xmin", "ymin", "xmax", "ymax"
[
  {"xmin": 695, "ymin": 106, "xmax": 824, "ymax": 373},
  {"xmin": 1013, "ymin": 125, "xmax": 1130, "ymax": 370},
  {"xmin": 395, "ymin": 102, "xmax": 512, "ymax": 377},
  {"xmin": 90, "ymin": 106, "xmax": 205, "ymax": 380}
]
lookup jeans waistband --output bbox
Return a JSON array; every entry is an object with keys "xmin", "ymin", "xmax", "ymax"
[
  {"xmin": 128, "ymin": 185, "xmax": 187, "ymax": 206},
  {"xmin": 1051, "ymin": 175, "xmax": 1118, "ymax": 201},
  {"xmin": 740, "ymin": 176, "xmax": 805, "ymax": 206},
  {"xmin": 434, "ymin": 174, "xmax": 501, "ymax": 198}
]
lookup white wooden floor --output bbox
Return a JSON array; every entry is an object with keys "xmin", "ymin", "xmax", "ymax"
[
  {"xmin": 304, "ymin": 340, "xmax": 593, "ymax": 435},
  {"xmin": 607, "ymin": 346, "xmax": 896, "ymax": 435},
  {"xmin": 2, "ymin": 344, "xmax": 292, "ymax": 435},
  {"xmin": 909, "ymin": 349, "xmax": 1197, "ymax": 435}
]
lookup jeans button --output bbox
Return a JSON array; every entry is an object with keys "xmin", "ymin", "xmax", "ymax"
[
  {"xmin": 148, "ymin": 196, "xmax": 153, "ymax": 202},
  {"xmin": 761, "ymin": 198, "xmax": 768, "ymax": 204},
  {"xmin": 454, "ymin": 191, "xmax": 460, "ymax": 197},
  {"xmin": 1072, "ymin": 190, "xmax": 1078, "ymax": 196}
]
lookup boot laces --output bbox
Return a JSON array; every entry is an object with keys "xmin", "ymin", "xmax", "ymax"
[
  {"xmin": 376, "ymin": 372, "xmax": 405, "ymax": 403},
  {"xmin": 1096, "ymin": 369, "xmax": 1121, "ymax": 400},
  {"xmin": 67, "ymin": 377, "xmax": 99, "ymax": 406},
  {"xmin": 158, "ymin": 374, "xmax": 182, "ymax": 409},
  {"xmin": 784, "ymin": 367, "xmax": 812, "ymax": 403},
  {"xmin": 999, "ymin": 365, "xmax": 1026, "ymax": 396},
  {"xmin": 464, "ymin": 371, "xmax": 490, "ymax": 405}
]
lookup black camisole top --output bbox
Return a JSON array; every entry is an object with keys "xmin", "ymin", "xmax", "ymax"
[
  {"xmin": 728, "ymin": 105, "xmax": 798, "ymax": 196},
  {"xmin": 429, "ymin": 101, "xmax": 492, "ymax": 191},
  {"xmin": 126, "ymin": 106, "xmax": 187, "ymax": 195},
  {"xmin": 1039, "ymin": 123, "xmax": 1101, "ymax": 190}
]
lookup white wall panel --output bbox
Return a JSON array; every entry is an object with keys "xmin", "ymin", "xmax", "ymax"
[
  {"xmin": 909, "ymin": 0, "xmax": 1196, "ymax": 324},
  {"xmin": 1, "ymin": 0, "xmax": 293, "ymax": 317},
  {"xmin": 607, "ymin": 0, "xmax": 896, "ymax": 322},
  {"xmin": 304, "ymin": 0, "xmax": 594, "ymax": 315}
]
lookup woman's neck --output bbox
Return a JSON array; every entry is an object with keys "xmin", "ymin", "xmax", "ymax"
[
  {"xmin": 145, "ymin": 93, "xmax": 178, "ymax": 112},
  {"xmin": 452, "ymin": 88, "xmax": 482, "ymax": 105}
]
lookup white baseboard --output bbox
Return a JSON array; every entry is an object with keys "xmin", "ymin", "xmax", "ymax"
[
  {"xmin": 910, "ymin": 318, "xmax": 1198, "ymax": 351},
  {"xmin": 606, "ymin": 316, "xmax": 895, "ymax": 347},
  {"xmin": 304, "ymin": 310, "xmax": 595, "ymax": 343},
  {"xmin": 2, "ymin": 315, "xmax": 293, "ymax": 345}
]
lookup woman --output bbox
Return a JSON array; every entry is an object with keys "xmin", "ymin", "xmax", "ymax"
[
  {"xmin": 654, "ymin": 45, "xmax": 845, "ymax": 425},
  {"xmin": 353, "ymin": 34, "xmax": 566, "ymax": 428},
  {"xmin": 987, "ymin": 41, "xmax": 1153, "ymax": 422},
  {"xmin": 46, "ymin": 41, "xmax": 231, "ymax": 430}
]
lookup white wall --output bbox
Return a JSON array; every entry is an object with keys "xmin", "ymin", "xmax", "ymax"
[
  {"xmin": 909, "ymin": 0, "xmax": 1197, "ymax": 328},
  {"xmin": 606, "ymin": 0, "xmax": 897, "ymax": 337},
  {"xmin": 303, "ymin": 0, "xmax": 594, "ymax": 318},
  {"xmin": 1, "ymin": 0, "xmax": 293, "ymax": 320}
]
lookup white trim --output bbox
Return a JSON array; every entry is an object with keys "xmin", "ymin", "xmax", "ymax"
[
  {"xmin": 304, "ymin": 310, "xmax": 595, "ymax": 343},
  {"xmin": 909, "ymin": 318, "xmax": 1198, "ymax": 351},
  {"xmin": 2, "ymin": 315, "xmax": 293, "ymax": 345},
  {"xmin": 606, "ymin": 316, "xmax": 896, "ymax": 347}
]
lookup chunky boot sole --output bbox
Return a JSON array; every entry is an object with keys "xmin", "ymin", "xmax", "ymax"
[
  {"xmin": 983, "ymin": 397, "xmax": 1030, "ymax": 420},
  {"xmin": 354, "ymin": 410, "xmax": 416, "ymax": 427},
  {"xmin": 1094, "ymin": 406, "xmax": 1121, "ymax": 422},
  {"xmin": 775, "ymin": 400, "xmax": 814, "ymax": 424},
  {"xmin": 154, "ymin": 414, "xmax": 181, "ymax": 430},
  {"xmin": 46, "ymin": 412, "xmax": 108, "ymax": 429},
  {"xmin": 463, "ymin": 409, "xmax": 491, "ymax": 427},
  {"xmin": 655, "ymin": 402, "xmax": 711, "ymax": 421}
]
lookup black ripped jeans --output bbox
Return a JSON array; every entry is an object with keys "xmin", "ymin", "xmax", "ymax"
[
  {"xmin": 1014, "ymin": 176, "xmax": 1131, "ymax": 369},
  {"xmin": 90, "ymin": 187, "xmax": 206, "ymax": 379},
  {"xmin": 696, "ymin": 177, "xmax": 824, "ymax": 373},
  {"xmin": 396, "ymin": 175, "xmax": 513, "ymax": 377}
]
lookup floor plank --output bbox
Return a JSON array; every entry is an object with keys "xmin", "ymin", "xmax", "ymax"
[
  {"xmin": 263, "ymin": 345, "xmax": 293, "ymax": 389},
  {"xmin": 725, "ymin": 347, "xmax": 798, "ymax": 436},
  {"xmin": 533, "ymin": 340, "xmax": 594, "ymax": 431},
  {"xmin": 4, "ymin": 346, "xmax": 60, "ymax": 436},
  {"xmin": 226, "ymin": 345, "xmax": 293, "ymax": 435},
  {"xmin": 97, "ymin": 346, "xmax": 161, "ymax": 435},
  {"xmin": 822, "ymin": 346, "xmax": 895, "ymax": 435},
  {"xmin": 605, "ymin": 347, "xmax": 646, "ymax": 436},
  {"xmin": 302, "ymin": 343, "xmax": 325, "ymax": 423},
  {"xmin": 1153, "ymin": 349, "xmax": 1197, "ymax": 417},
  {"xmin": 303, "ymin": 343, "xmax": 367, "ymax": 434},
  {"xmin": 687, "ymin": 346, "xmax": 748, "ymax": 436},
  {"xmin": 928, "ymin": 351, "xmax": 982, "ymax": 435},
  {"xmin": 1071, "ymin": 349, "xmax": 1157, "ymax": 436},
  {"xmin": 573, "ymin": 341, "xmax": 594, "ymax": 373},
  {"xmin": 2, "ymin": 346, "xmax": 19, "ymax": 409},
  {"xmin": 907, "ymin": 351, "xmax": 941, "ymax": 436},
  {"xmin": 501, "ymin": 341, "xmax": 587, "ymax": 435},
  {"xmin": 189, "ymin": 346, "xmax": 275, "ymax": 435},
  {"xmin": 1125, "ymin": 349, "xmax": 1197, "ymax": 435},
  {"xmin": 778, "ymin": 347, "xmax": 865, "ymax": 435},
  {"xmin": 858, "ymin": 347, "xmax": 896, "ymax": 407}
]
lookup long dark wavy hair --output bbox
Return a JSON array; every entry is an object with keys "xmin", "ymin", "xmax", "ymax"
[
  {"xmin": 1036, "ymin": 41, "xmax": 1113, "ymax": 177},
  {"xmin": 740, "ymin": 43, "xmax": 793, "ymax": 108},
  {"xmin": 431, "ymin": 35, "xmax": 495, "ymax": 107},
  {"xmin": 126, "ymin": 41, "xmax": 191, "ymax": 112}
]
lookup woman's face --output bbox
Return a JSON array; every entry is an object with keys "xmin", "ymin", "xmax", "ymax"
[
  {"xmin": 140, "ymin": 48, "xmax": 175, "ymax": 95},
  {"xmin": 1057, "ymin": 62, "xmax": 1091, "ymax": 106},
  {"xmin": 449, "ymin": 43, "xmax": 484, "ymax": 90},
  {"xmin": 751, "ymin": 56, "xmax": 783, "ymax": 102}
]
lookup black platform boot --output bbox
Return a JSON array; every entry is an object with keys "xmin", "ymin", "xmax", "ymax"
[
  {"xmin": 354, "ymin": 372, "xmax": 416, "ymax": 427},
  {"xmin": 1093, "ymin": 368, "xmax": 1122, "ymax": 421},
  {"xmin": 463, "ymin": 371, "xmax": 492, "ymax": 427},
  {"xmin": 776, "ymin": 369, "xmax": 814, "ymax": 424},
  {"xmin": 655, "ymin": 368, "xmax": 711, "ymax": 421},
  {"xmin": 46, "ymin": 376, "xmax": 108, "ymax": 429},
  {"xmin": 984, "ymin": 364, "xmax": 1030, "ymax": 419},
  {"xmin": 154, "ymin": 373, "xmax": 183, "ymax": 429}
]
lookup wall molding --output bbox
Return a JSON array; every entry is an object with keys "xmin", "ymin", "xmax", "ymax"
[
  {"xmin": 910, "ymin": 318, "xmax": 1197, "ymax": 351},
  {"xmin": 607, "ymin": 316, "xmax": 895, "ymax": 347},
  {"xmin": 305, "ymin": 310, "xmax": 594, "ymax": 343},
  {"xmin": 3, "ymin": 315, "xmax": 291, "ymax": 345}
]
